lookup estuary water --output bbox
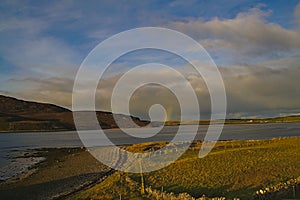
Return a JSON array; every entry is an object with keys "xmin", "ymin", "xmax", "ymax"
[{"xmin": 0, "ymin": 122, "xmax": 300, "ymax": 180}]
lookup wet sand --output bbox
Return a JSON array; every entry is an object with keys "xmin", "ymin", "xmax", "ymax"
[{"xmin": 0, "ymin": 148, "xmax": 111, "ymax": 200}]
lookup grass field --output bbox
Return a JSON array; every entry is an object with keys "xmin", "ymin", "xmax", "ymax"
[
  {"xmin": 71, "ymin": 137, "xmax": 300, "ymax": 199},
  {"xmin": 164, "ymin": 115, "xmax": 300, "ymax": 126}
]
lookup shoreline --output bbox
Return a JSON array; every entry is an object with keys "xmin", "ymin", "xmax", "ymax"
[
  {"xmin": 0, "ymin": 150, "xmax": 45, "ymax": 182},
  {"xmin": 0, "ymin": 137, "xmax": 299, "ymax": 199},
  {"xmin": 0, "ymin": 147, "xmax": 111, "ymax": 200},
  {"xmin": 1, "ymin": 121, "xmax": 300, "ymax": 134},
  {"xmin": 2, "ymin": 136, "xmax": 299, "ymax": 183},
  {"xmin": 1, "ymin": 136, "xmax": 300, "ymax": 183}
]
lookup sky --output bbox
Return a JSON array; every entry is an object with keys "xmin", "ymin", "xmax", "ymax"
[{"xmin": 0, "ymin": 0, "xmax": 300, "ymax": 120}]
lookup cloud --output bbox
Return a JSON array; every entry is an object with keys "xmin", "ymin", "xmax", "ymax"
[
  {"xmin": 295, "ymin": 2, "xmax": 300, "ymax": 29},
  {"xmin": 93, "ymin": 56, "xmax": 300, "ymax": 119},
  {"xmin": 1, "ymin": 1, "xmax": 300, "ymax": 119},
  {"xmin": 0, "ymin": 17, "xmax": 81, "ymax": 79},
  {"xmin": 2, "ymin": 54, "xmax": 300, "ymax": 119},
  {"xmin": 0, "ymin": 17, "xmax": 47, "ymax": 34},
  {"xmin": 221, "ymin": 58, "xmax": 300, "ymax": 115},
  {"xmin": 0, "ymin": 1, "xmax": 85, "ymax": 80},
  {"xmin": 94, "ymin": 68, "xmax": 201, "ymax": 120},
  {"xmin": 169, "ymin": 7, "xmax": 300, "ymax": 57},
  {"xmin": 2, "ymin": 77, "xmax": 74, "ymax": 108},
  {"xmin": 4, "ymin": 37, "xmax": 79, "ymax": 75}
]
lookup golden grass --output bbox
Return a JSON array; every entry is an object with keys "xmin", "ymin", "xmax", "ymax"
[{"xmin": 71, "ymin": 137, "xmax": 300, "ymax": 200}]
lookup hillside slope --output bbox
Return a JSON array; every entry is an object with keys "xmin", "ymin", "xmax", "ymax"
[{"xmin": 0, "ymin": 95, "xmax": 149, "ymax": 132}]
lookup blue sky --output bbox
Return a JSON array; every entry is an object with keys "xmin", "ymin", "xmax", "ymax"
[{"xmin": 1, "ymin": 0, "xmax": 300, "ymax": 119}]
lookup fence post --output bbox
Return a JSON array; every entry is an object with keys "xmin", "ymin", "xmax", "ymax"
[{"xmin": 140, "ymin": 160, "xmax": 145, "ymax": 195}]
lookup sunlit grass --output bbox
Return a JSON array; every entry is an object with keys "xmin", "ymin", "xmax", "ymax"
[{"xmin": 71, "ymin": 137, "xmax": 300, "ymax": 199}]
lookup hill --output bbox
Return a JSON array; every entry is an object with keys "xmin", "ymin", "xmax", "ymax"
[{"xmin": 0, "ymin": 95, "xmax": 149, "ymax": 132}]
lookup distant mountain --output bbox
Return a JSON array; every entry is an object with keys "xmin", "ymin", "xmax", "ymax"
[{"xmin": 0, "ymin": 95, "xmax": 149, "ymax": 132}]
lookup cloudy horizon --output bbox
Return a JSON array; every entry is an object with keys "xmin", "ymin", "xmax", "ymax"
[{"xmin": 1, "ymin": 0, "xmax": 300, "ymax": 120}]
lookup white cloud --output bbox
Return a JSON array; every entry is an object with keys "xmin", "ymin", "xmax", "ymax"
[
  {"xmin": 2, "ymin": 54, "xmax": 300, "ymax": 119},
  {"xmin": 10, "ymin": 37, "xmax": 79, "ymax": 75},
  {"xmin": 2, "ymin": 77, "xmax": 73, "ymax": 108},
  {"xmin": 295, "ymin": 2, "xmax": 300, "ymax": 29},
  {"xmin": 0, "ymin": 16, "xmax": 81, "ymax": 77},
  {"xmin": 0, "ymin": 18, "xmax": 47, "ymax": 33},
  {"xmin": 169, "ymin": 7, "xmax": 300, "ymax": 56},
  {"xmin": 1, "ymin": 2, "xmax": 300, "ymax": 119},
  {"xmin": 222, "ymin": 61, "xmax": 300, "ymax": 113}
]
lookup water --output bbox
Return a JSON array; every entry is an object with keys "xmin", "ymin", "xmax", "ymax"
[{"xmin": 1, "ymin": 122, "xmax": 300, "ymax": 180}]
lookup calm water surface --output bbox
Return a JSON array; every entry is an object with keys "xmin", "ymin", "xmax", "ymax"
[{"xmin": 1, "ymin": 123, "xmax": 299, "ymax": 180}]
